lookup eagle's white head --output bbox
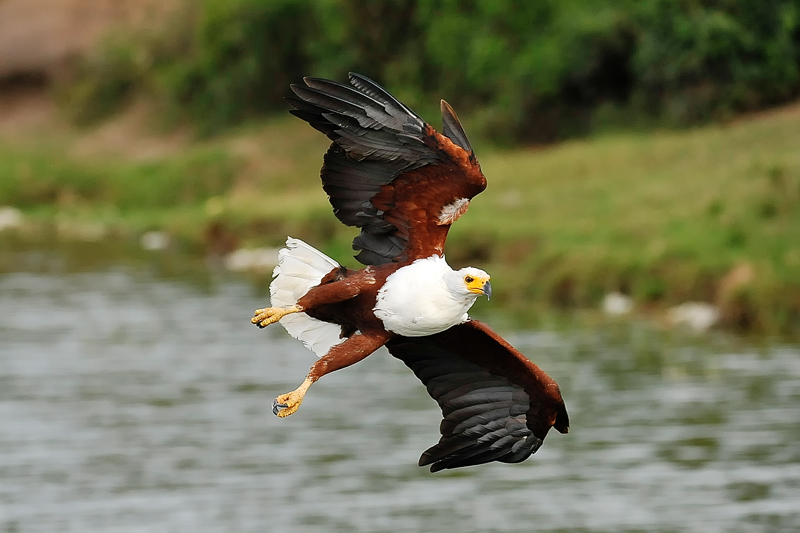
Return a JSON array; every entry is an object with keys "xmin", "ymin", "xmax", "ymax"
[{"xmin": 445, "ymin": 266, "xmax": 492, "ymax": 301}]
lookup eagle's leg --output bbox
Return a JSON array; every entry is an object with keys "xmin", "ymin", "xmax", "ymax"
[
  {"xmin": 252, "ymin": 273, "xmax": 364, "ymax": 329},
  {"xmin": 273, "ymin": 331, "xmax": 393, "ymax": 417},
  {"xmin": 251, "ymin": 305, "xmax": 302, "ymax": 328}
]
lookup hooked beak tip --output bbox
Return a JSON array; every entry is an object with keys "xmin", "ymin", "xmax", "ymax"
[{"xmin": 482, "ymin": 280, "xmax": 492, "ymax": 300}]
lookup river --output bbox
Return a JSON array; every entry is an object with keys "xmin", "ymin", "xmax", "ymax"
[{"xmin": 0, "ymin": 248, "xmax": 798, "ymax": 532}]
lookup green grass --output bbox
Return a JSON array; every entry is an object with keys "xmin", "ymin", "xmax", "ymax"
[
  {"xmin": 0, "ymin": 145, "xmax": 237, "ymax": 212},
  {"xmin": 452, "ymin": 107, "xmax": 800, "ymax": 334},
  {"xmin": 2, "ymin": 105, "xmax": 799, "ymax": 335}
]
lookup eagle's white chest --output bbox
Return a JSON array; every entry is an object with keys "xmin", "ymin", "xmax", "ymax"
[{"xmin": 373, "ymin": 256, "xmax": 477, "ymax": 337}]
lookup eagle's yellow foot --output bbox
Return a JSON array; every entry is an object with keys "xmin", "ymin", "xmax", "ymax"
[
  {"xmin": 272, "ymin": 378, "xmax": 313, "ymax": 417},
  {"xmin": 251, "ymin": 305, "xmax": 301, "ymax": 328}
]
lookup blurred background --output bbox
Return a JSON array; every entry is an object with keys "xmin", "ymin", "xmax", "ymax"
[{"xmin": 1, "ymin": 1, "xmax": 799, "ymax": 531}]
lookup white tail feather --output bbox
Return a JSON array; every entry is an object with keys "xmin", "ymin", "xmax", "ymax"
[{"xmin": 270, "ymin": 237, "xmax": 346, "ymax": 357}]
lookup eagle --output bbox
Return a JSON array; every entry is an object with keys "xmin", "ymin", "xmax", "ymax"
[{"xmin": 252, "ymin": 73, "xmax": 568, "ymax": 472}]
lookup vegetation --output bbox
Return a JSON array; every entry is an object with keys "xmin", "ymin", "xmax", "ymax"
[
  {"xmin": 2, "ymin": 102, "xmax": 799, "ymax": 336},
  {"xmin": 62, "ymin": 0, "xmax": 800, "ymax": 141},
  {"xmin": 0, "ymin": 147, "xmax": 236, "ymax": 210},
  {"xmin": 4, "ymin": 0, "xmax": 799, "ymax": 336}
]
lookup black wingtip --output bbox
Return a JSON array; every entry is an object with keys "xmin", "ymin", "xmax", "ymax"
[
  {"xmin": 348, "ymin": 72, "xmax": 426, "ymax": 123},
  {"xmin": 348, "ymin": 71, "xmax": 378, "ymax": 86},
  {"xmin": 555, "ymin": 406, "xmax": 570, "ymax": 434},
  {"xmin": 440, "ymin": 100, "xmax": 473, "ymax": 153},
  {"xmin": 347, "ymin": 72, "xmax": 386, "ymax": 96},
  {"xmin": 419, "ymin": 454, "xmax": 446, "ymax": 473}
]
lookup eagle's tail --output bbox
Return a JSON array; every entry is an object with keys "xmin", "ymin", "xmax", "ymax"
[{"xmin": 270, "ymin": 237, "xmax": 346, "ymax": 357}]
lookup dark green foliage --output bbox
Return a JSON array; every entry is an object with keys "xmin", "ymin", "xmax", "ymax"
[
  {"xmin": 632, "ymin": 0, "xmax": 800, "ymax": 123},
  {"xmin": 66, "ymin": 0, "xmax": 800, "ymax": 141},
  {"xmin": 160, "ymin": 0, "xmax": 315, "ymax": 133}
]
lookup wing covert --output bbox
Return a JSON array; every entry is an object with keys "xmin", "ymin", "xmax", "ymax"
[{"xmin": 386, "ymin": 320, "xmax": 569, "ymax": 472}]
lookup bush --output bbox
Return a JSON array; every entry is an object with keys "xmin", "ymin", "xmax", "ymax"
[
  {"xmin": 160, "ymin": 0, "xmax": 315, "ymax": 134},
  {"xmin": 62, "ymin": 36, "xmax": 146, "ymax": 124},
  {"xmin": 64, "ymin": 0, "xmax": 800, "ymax": 142},
  {"xmin": 633, "ymin": 0, "xmax": 800, "ymax": 123}
]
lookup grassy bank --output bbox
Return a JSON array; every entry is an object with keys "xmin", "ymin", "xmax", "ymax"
[{"xmin": 1, "ymin": 102, "xmax": 799, "ymax": 336}]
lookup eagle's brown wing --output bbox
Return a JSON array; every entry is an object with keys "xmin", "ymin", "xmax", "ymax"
[
  {"xmin": 386, "ymin": 320, "xmax": 569, "ymax": 472},
  {"xmin": 287, "ymin": 73, "xmax": 486, "ymax": 265}
]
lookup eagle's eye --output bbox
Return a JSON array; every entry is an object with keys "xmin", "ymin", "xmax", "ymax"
[{"xmin": 464, "ymin": 275, "xmax": 474, "ymax": 284}]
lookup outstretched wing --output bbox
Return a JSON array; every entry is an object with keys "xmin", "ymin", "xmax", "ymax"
[
  {"xmin": 386, "ymin": 320, "xmax": 569, "ymax": 472},
  {"xmin": 287, "ymin": 73, "xmax": 486, "ymax": 265}
]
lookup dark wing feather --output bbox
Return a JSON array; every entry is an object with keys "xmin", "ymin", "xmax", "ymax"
[
  {"xmin": 386, "ymin": 320, "xmax": 568, "ymax": 472},
  {"xmin": 440, "ymin": 100, "xmax": 472, "ymax": 153},
  {"xmin": 287, "ymin": 73, "xmax": 486, "ymax": 265}
]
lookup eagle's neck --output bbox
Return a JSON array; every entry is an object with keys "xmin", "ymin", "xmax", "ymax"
[{"xmin": 373, "ymin": 255, "xmax": 478, "ymax": 337}]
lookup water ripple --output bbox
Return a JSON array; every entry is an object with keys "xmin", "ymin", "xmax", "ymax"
[{"xmin": 0, "ymin": 271, "xmax": 798, "ymax": 532}]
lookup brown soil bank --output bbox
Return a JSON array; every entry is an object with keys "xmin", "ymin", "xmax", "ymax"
[{"xmin": 0, "ymin": 0, "xmax": 179, "ymax": 80}]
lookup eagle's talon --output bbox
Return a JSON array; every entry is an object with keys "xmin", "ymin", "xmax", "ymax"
[
  {"xmin": 272, "ymin": 378, "xmax": 312, "ymax": 418},
  {"xmin": 272, "ymin": 400, "xmax": 288, "ymax": 415},
  {"xmin": 251, "ymin": 305, "xmax": 301, "ymax": 328},
  {"xmin": 273, "ymin": 392, "xmax": 302, "ymax": 417}
]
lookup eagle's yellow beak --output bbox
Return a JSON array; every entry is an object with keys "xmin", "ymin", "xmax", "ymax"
[{"xmin": 466, "ymin": 276, "xmax": 492, "ymax": 299}]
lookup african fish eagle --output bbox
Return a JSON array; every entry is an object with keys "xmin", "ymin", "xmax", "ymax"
[{"xmin": 252, "ymin": 73, "xmax": 568, "ymax": 472}]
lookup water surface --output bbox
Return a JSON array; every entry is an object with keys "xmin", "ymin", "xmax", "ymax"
[{"xmin": 1, "ymin": 263, "xmax": 798, "ymax": 532}]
